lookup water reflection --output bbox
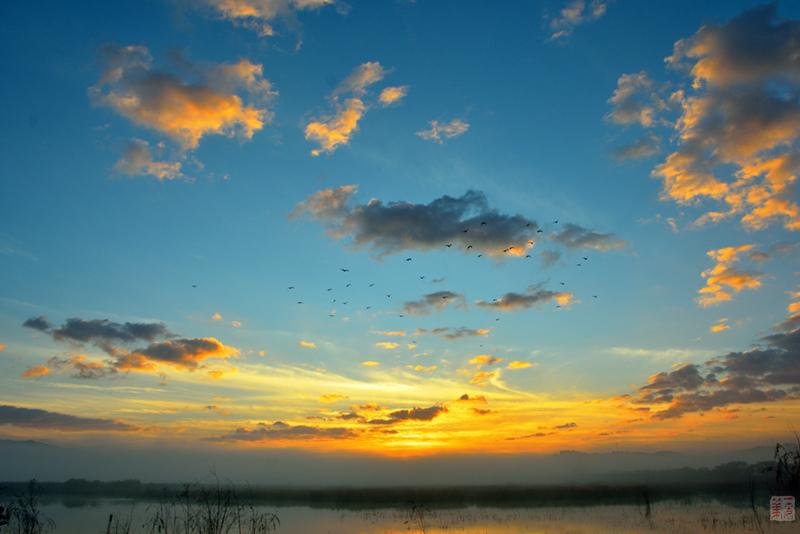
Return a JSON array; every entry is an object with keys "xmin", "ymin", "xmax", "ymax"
[{"xmin": 39, "ymin": 499, "xmax": 797, "ymax": 533}]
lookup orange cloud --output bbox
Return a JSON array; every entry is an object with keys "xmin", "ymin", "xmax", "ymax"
[
  {"xmin": 378, "ymin": 86, "xmax": 408, "ymax": 106},
  {"xmin": 697, "ymin": 245, "xmax": 763, "ymax": 307},
  {"xmin": 21, "ymin": 365, "xmax": 51, "ymax": 379},
  {"xmin": 409, "ymin": 364, "xmax": 437, "ymax": 373},
  {"xmin": 212, "ymin": 312, "xmax": 223, "ymax": 321},
  {"xmin": 91, "ymin": 45, "xmax": 268, "ymax": 150},
  {"xmin": 710, "ymin": 318, "xmax": 731, "ymax": 333},
  {"xmin": 507, "ymin": 361, "xmax": 534, "ymax": 370},
  {"xmin": 118, "ymin": 337, "xmax": 238, "ymax": 372},
  {"xmin": 361, "ymin": 360, "xmax": 380, "ymax": 367},
  {"xmin": 0, "ymin": 343, "xmax": 5, "ymax": 352},
  {"xmin": 203, "ymin": 0, "xmax": 337, "ymax": 37},
  {"xmin": 305, "ymin": 98, "xmax": 365, "ymax": 156},
  {"xmin": 207, "ymin": 367, "xmax": 237, "ymax": 379},
  {"xmin": 470, "ymin": 370, "xmax": 499, "ymax": 386},
  {"xmin": 469, "ymin": 354, "xmax": 504, "ymax": 367},
  {"xmin": 375, "ymin": 341, "xmax": 399, "ymax": 349},
  {"xmin": 298, "ymin": 340, "xmax": 316, "ymax": 349}
]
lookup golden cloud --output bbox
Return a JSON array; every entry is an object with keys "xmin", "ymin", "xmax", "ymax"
[{"xmin": 697, "ymin": 245, "xmax": 763, "ymax": 307}]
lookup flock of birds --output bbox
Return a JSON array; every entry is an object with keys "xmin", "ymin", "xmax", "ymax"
[{"xmin": 239, "ymin": 219, "xmax": 601, "ymax": 322}]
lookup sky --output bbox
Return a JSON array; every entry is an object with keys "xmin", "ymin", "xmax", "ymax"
[{"xmin": 1, "ymin": 0, "xmax": 800, "ymax": 480}]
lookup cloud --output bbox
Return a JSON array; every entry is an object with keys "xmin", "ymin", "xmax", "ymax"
[
  {"xmin": 409, "ymin": 364, "xmax": 437, "ymax": 373},
  {"xmin": 22, "ymin": 316, "xmax": 53, "ymax": 332},
  {"xmin": 553, "ymin": 422, "xmax": 578, "ymax": 430},
  {"xmin": 469, "ymin": 354, "xmax": 504, "ymax": 367},
  {"xmin": 45, "ymin": 355, "xmax": 114, "ymax": 380},
  {"xmin": 367, "ymin": 404, "xmax": 447, "ymax": 425},
  {"xmin": 218, "ymin": 421, "xmax": 356, "ymax": 441},
  {"xmin": 320, "ymin": 393, "xmax": 349, "ymax": 403},
  {"xmin": 114, "ymin": 139, "xmax": 183, "ymax": 180},
  {"xmin": 416, "ymin": 327, "xmax": 490, "ymax": 340},
  {"xmin": 361, "ymin": 360, "xmax": 380, "ymax": 367},
  {"xmin": 0, "ymin": 405, "xmax": 137, "ymax": 432},
  {"xmin": 710, "ymin": 318, "xmax": 731, "ymax": 333},
  {"xmin": 375, "ymin": 330, "xmax": 406, "ymax": 337},
  {"xmin": 607, "ymin": 72, "xmax": 665, "ymax": 128},
  {"xmin": 551, "ymin": 223, "xmax": 626, "ymax": 250},
  {"xmin": 0, "ymin": 343, "xmax": 5, "ymax": 352},
  {"xmin": 304, "ymin": 97, "xmax": 366, "ymax": 156},
  {"xmin": 90, "ymin": 45, "xmax": 270, "ymax": 150},
  {"xmin": 304, "ymin": 62, "xmax": 397, "ymax": 155},
  {"xmin": 507, "ymin": 361, "xmax": 534, "ymax": 370},
  {"xmin": 212, "ymin": 312, "xmax": 223, "ymax": 321},
  {"xmin": 379, "ymin": 86, "xmax": 408, "ymax": 106},
  {"xmin": 614, "ymin": 5, "xmax": 800, "ymax": 233},
  {"xmin": 627, "ymin": 326, "xmax": 800, "ymax": 418},
  {"xmin": 416, "ymin": 118, "xmax": 469, "ymax": 144},
  {"xmin": 333, "ymin": 61, "xmax": 386, "ymax": 97},
  {"xmin": 119, "ymin": 338, "xmax": 238, "ymax": 371},
  {"xmin": 292, "ymin": 186, "xmax": 542, "ymax": 257},
  {"xmin": 612, "ymin": 132, "xmax": 661, "ymax": 160},
  {"xmin": 201, "ymin": 0, "xmax": 339, "ymax": 38},
  {"xmin": 20, "ymin": 365, "xmax": 50, "ymax": 379},
  {"xmin": 470, "ymin": 370, "xmax": 499, "ymax": 386},
  {"xmin": 403, "ymin": 291, "xmax": 466, "ymax": 316},
  {"xmin": 476, "ymin": 285, "xmax": 574, "ymax": 312},
  {"xmin": 375, "ymin": 341, "xmax": 399, "ymax": 349},
  {"xmin": 548, "ymin": 0, "xmax": 608, "ymax": 41},
  {"xmin": 696, "ymin": 245, "xmax": 763, "ymax": 307},
  {"xmin": 22, "ymin": 316, "xmax": 237, "ymax": 375},
  {"xmin": 457, "ymin": 394, "xmax": 487, "ymax": 403},
  {"xmin": 298, "ymin": 340, "xmax": 317, "ymax": 349}
]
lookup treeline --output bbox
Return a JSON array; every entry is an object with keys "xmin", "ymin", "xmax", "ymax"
[{"xmin": 0, "ymin": 460, "xmax": 791, "ymax": 509}]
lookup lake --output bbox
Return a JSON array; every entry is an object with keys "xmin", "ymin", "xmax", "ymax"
[{"xmin": 35, "ymin": 498, "xmax": 798, "ymax": 533}]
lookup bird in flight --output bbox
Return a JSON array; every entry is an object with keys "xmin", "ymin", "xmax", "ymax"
[
  {"xmin": 577, "ymin": 263, "xmax": 582, "ymax": 267},
  {"xmin": 297, "ymin": 301, "xmax": 303, "ymax": 305},
  {"xmin": 386, "ymin": 294, "xmax": 392, "ymax": 298},
  {"xmin": 477, "ymin": 253, "xmax": 483, "ymax": 258},
  {"xmin": 327, "ymin": 288, "xmax": 333, "ymax": 291},
  {"xmin": 593, "ymin": 295, "xmax": 598, "ymax": 299},
  {"xmin": 445, "ymin": 243, "xmax": 453, "ymax": 248},
  {"xmin": 537, "ymin": 229, "xmax": 543, "ymax": 233},
  {"xmin": 366, "ymin": 306, "xmax": 372, "ymax": 310},
  {"xmin": 288, "ymin": 286, "xmax": 295, "ymax": 290},
  {"xmin": 405, "ymin": 257, "xmax": 412, "ymax": 262},
  {"xmin": 191, "ymin": 284, "xmax": 197, "ymax": 288},
  {"xmin": 346, "ymin": 283, "xmax": 351, "ymax": 287},
  {"xmin": 463, "ymin": 228, "xmax": 469, "ymax": 233},
  {"xmin": 481, "ymin": 221, "xmax": 487, "ymax": 226},
  {"xmin": 560, "ymin": 282, "xmax": 565, "ymax": 286},
  {"xmin": 419, "ymin": 275, "xmax": 425, "ymax": 280},
  {"xmin": 340, "ymin": 268, "xmax": 350, "ymax": 272},
  {"xmin": 583, "ymin": 257, "xmax": 588, "ymax": 261},
  {"xmin": 342, "ymin": 302, "xmax": 348, "ymax": 305},
  {"xmin": 526, "ymin": 254, "xmax": 531, "ymax": 258},
  {"xmin": 467, "ymin": 245, "xmax": 473, "ymax": 250},
  {"xmin": 369, "ymin": 283, "xmax": 375, "ymax": 287},
  {"xmin": 553, "ymin": 219, "xmax": 559, "ymax": 224}
]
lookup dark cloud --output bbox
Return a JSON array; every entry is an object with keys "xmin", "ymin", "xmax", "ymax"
[
  {"xmin": 476, "ymin": 285, "xmax": 573, "ymax": 312},
  {"xmin": 292, "ymin": 186, "xmax": 540, "ymax": 257},
  {"xmin": 612, "ymin": 133, "xmax": 661, "ymax": 160},
  {"xmin": 23, "ymin": 316, "xmax": 52, "ymax": 332},
  {"xmin": 553, "ymin": 422, "xmax": 578, "ymax": 430},
  {"xmin": 217, "ymin": 421, "xmax": 357, "ymax": 441},
  {"xmin": 51, "ymin": 318, "xmax": 172, "ymax": 345},
  {"xmin": 630, "ymin": 327, "xmax": 800, "ymax": 418},
  {"xmin": 552, "ymin": 223, "xmax": 626, "ymax": 251},
  {"xmin": 402, "ymin": 291, "xmax": 466, "ymax": 316},
  {"xmin": 0, "ymin": 405, "xmax": 137, "ymax": 432},
  {"xmin": 21, "ymin": 316, "xmax": 236, "ymax": 375},
  {"xmin": 367, "ymin": 405, "xmax": 448, "ymax": 425},
  {"xmin": 417, "ymin": 327, "xmax": 489, "ymax": 340}
]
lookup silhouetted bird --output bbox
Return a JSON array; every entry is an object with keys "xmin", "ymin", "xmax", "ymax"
[
  {"xmin": 191, "ymin": 284, "xmax": 197, "ymax": 288},
  {"xmin": 495, "ymin": 318, "xmax": 500, "ymax": 321},
  {"xmin": 297, "ymin": 301, "xmax": 303, "ymax": 304},
  {"xmin": 593, "ymin": 295, "xmax": 598, "ymax": 299},
  {"xmin": 399, "ymin": 314, "xmax": 405, "ymax": 318},
  {"xmin": 583, "ymin": 257, "xmax": 588, "ymax": 261},
  {"xmin": 346, "ymin": 283, "xmax": 351, "ymax": 287},
  {"xmin": 526, "ymin": 223, "xmax": 531, "ymax": 227},
  {"xmin": 467, "ymin": 245, "xmax": 473, "ymax": 250},
  {"xmin": 405, "ymin": 257, "xmax": 412, "ymax": 262},
  {"xmin": 342, "ymin": 302, "xmax": 348, "ymax": 305},
  {"xmin": 369, "ymin": 283, "xmax": 375, "ymax": 287},
  {"xmin": 481, "ymin": 221, "xmax": 487, "ymax": 225},
  {"xmin": 477, "ymin": 254, "xmax": 483, "ymax": 258},
  {"xmin": 441, "ymin": 295, "xmax": 448, "ymax": 299},
  {"xmin": 537, "ymin": 229, "xmax": 543, "ymax": 233},
  {"xmin": 366, "ymin": 306, "xmax": 372, "ymax": 309},
  {"xmin": 577, "ymin": 263, "xmax": 582, "ymax": 267},
  {"xmin": 327, "ymin": 288, "xmax": 333, "ymax": 291},
  {"xmin": 386, "ymin": 294, "xmax": 391, "ymax": 298},
  {"xmin": 340, "ymin": 268, "xmax": 350, "ymax": 272},
  {"xmin": 446, "ymin": 243, "xmax": 453, "ymax": 248},
  {"xmin": 560, "ymin": 282, "xmax": 565, "ymax": 286},
  {"xmin": 419, "ymin": 276, "xmax": 425, "ymax": 280},
  {"xmin": 463, "ymin": 228, "xmax": 469, "ymax": 233},
  {"xmin": 288, "ymin": 286, "xmax": 295, "ymax": 290},
  {"xmin": 526, "ymin": 254, "xmax": 531, "ymax": 258},
  {"xmin": 553, "ymin": 219, "xmax": 559, "ymax": 224}
]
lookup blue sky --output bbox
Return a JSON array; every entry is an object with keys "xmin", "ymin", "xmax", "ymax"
[{"xmin": 0, "ymin": 0, "xmax": 799, "ymax": 457}]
